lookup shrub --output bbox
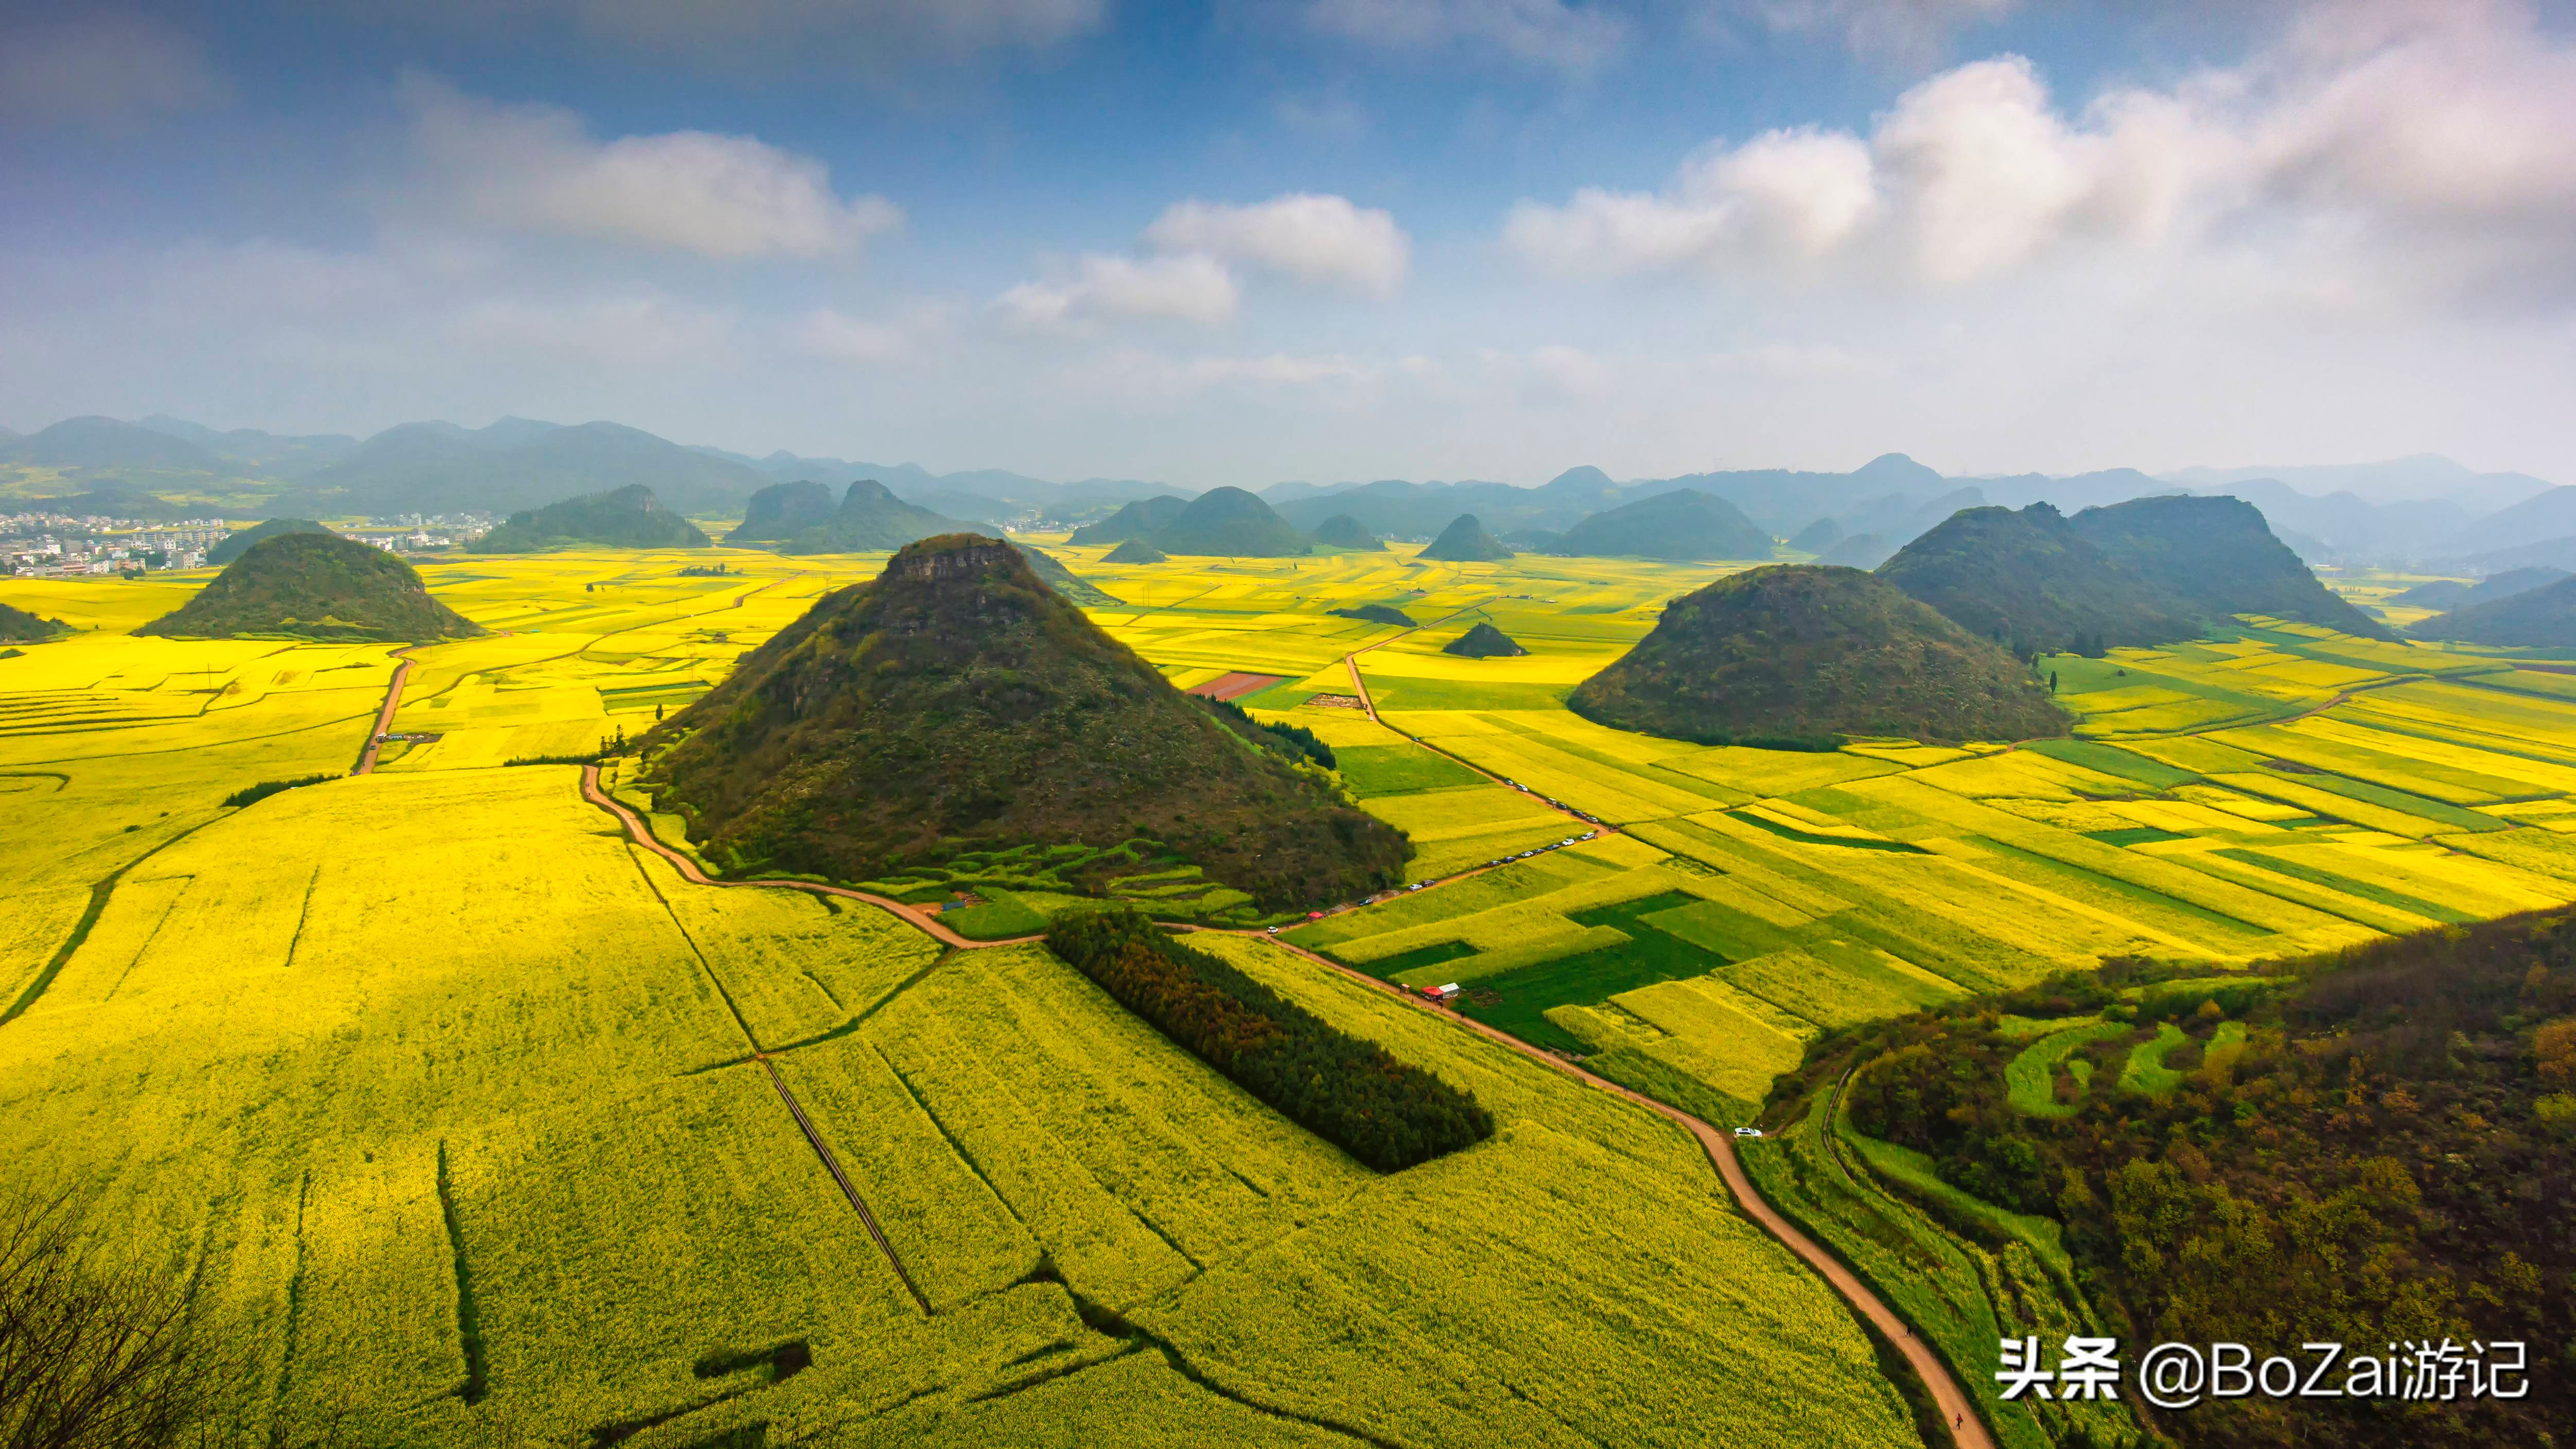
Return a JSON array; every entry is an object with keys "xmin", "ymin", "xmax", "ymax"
[
  {"xmin": 220, "ymin": 774, "xmax": 336, "ymax": 809},
  {"xmin": 1047, "ymin": 910, "xmax": 1493, "ymax": 1171}
]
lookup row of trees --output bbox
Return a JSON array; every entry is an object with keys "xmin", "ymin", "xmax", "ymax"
[{"xmin": 1047, "ymin": 911, "xmax": 1493, "ymax": 1171}]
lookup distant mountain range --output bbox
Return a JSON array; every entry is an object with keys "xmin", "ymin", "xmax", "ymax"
[{"xmin": 4, "ymin": 412, "xmax": 2563, "ymax": 572}]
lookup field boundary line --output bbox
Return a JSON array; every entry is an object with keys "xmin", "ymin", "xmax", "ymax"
[{"xmin": 760, "ymin": 1056, "xmax": 935, "ymax": 1316}]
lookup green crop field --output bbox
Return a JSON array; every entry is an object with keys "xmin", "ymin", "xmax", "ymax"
[{"xmin": 16, "ymin": 538, "xmax": 2576, "ymax": 1443}]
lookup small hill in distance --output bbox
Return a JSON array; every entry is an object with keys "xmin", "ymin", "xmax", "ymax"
[
  {"xmin": 1443, "ymin": 622, "xmax": 1526, "ymax": 657},
  {"xmin": 476, "ymin": 484, "xmax": 710, "ymax": 553},
  {"xmin": 2069, "ymin": 494, "xmax": 2396, "ymax": 641},
  {"xmin": 1328, "ymin": 603, "xmax": 1416, "ymax": 627},
  {"xmin": 1789, "ymin": 518, "xmax": 1842, "ymax": 553},
  {"xmin": 2410, "ymin": 574, "xmax": 2576, "ymax": 647},
  {"xmin": 1877, "ymin": 503, "xmax": 2202, "ymax": 656},
  {"xmin": 0, "ymin": 600, "xmax": 71, "ymax": 642},
  {"xmin": 134, "ymin": 533, "xmax": 485, "ymax": 642},
  {"xmin": 1418, "ymin": 514, "xmax": 1511, "ymax": 562},
  {"xmin": 726, "ymin": 480, "xmax": 837, "ymax": 544},
  {"xmin": 1569, "ymin": 564, "xmax": 2067, "ymax": 747},
  {"xmin": 1067, "ymin": 495, "xmax": 1189, "ymax": 546},
  {"xmin": 208, "ymin": 518, "xmax": 332, "ymax": 567},
  {"xmin": 2389, "ymin": 566, "xmax": 2569, "ymax": 613},
  {"xmin": 1556, "ymin": 490, "xmax": 1773, "ymax": 562},
  {"xmin": 1152, "ymin": 487, "xmax": 1311, "ymax": 557},
  {"xmin": 1103, "ymin": 537, "xmax": 1167, "ymax": 563},
  {"xmin": 641, "ymin": 535, "xmax": 1407, "ymax": 909},
  {"xmin": 774, "ymin": 480, "xmax": 966, "ymax": 554},
  {"xmin": 1311, "ymin": 514, "xmax": 1384, "ymax": 550},
  {"xmin": 1816, "ymin": 533, "xmax": 1894, "ymax": 570}
]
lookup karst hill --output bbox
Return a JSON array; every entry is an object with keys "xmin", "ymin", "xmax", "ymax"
[
  {"xmin": 134, "ymin": 532, "xmax": 485, "ymax": 642},
  {"xmin": 476, "ymin": 484, "xmax": 711, "ymax": 552},
  {"xmin": 773, "ymin": 479, "xmax": 967, "ymax": 554},
  {"xmin": 1877, "ymin": 503, "xmax": 2203, "ymax": 656},
  {"xmin": 1, "ymin": 600, "xmax": 71, "ymax": 642},
  {"xmin": 1151, "ymin": 487, "xmax": 1312, "ymax": 557},
  {"xmin": 1417, "ymin": 514, "xmax": 1511, "ymax": 562},
  {"xmin": 1555, "ymin": 490, "xmax": 1773, "ymax": 562},
  {"xmin": 641, "ymin": 534, "xmax": 1408, "ymax": 908},
  {"xmin": 1569, "ymin": 564, "xmax": 2067, "ymax": 747},
  {"xmin": 208, "ymin": 517, "xmax": 332, "ymax": 566},
  {"xmin": 2412, "ymin": 573, "xmax": 2576, "ymax": 647}
]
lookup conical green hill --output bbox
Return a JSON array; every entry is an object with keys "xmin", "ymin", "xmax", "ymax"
[
  {"xmin": 134, "ymin": 532, "xmax": 485, "ymax": 642},
  {"xmin": 1878, "ymin": 503, "xmax": 2202, "ymax": 656},
  {"xmin": 776, "ymin": 480, "xmax": 966, "ymax": 554},
  {"xmin": 476, "ymin": 484, "xmax": 711, "ymax": 552},
  {"xmin": 209, "ymin": 517, "xmax": 331, "ymax": 566},
  {"xmin": 1417, "ymin": 514, "xmax": 1511, "ymax": 562},
  {"xmin": 1312, "ymin": 514, "xmax": 1385, "ymax": 550},
  {"xmin": 2069, "ymin": 495, "xmax": 2396, "ymax": 641},
  {"xmin": 1556, "ymin": 490, "xmax": 1769, "ymax": 561},
  {"xmin": 727, "ymin": 480, "xmax": 837, "ymax": 543},
  {"xmin": 1152, "ymin": 487, "xmax": 1311, "ymax": 556},
  {"xmin": 1570, "ymin": 564, "xmax": 2066, "ymax": 747},
  {"xmin": 642, "ymin": 535, "xmax": 1408, "ymax": 909},
  {"xmin": 1068, "ymin": 495, "xmax": 1189, "ymax": 546},
  {"xmin": 1443, "ymin": 622, "xmax": 1526, "ymax": 657},
  {"xmin": 1104, "ymin": 537, "xmax": 1168, "ymax": 563}
]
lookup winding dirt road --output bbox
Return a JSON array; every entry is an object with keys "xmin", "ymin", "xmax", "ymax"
[{"xmin": 577, "ymin": 764, "xmax": 1994, "ymax": 1448}]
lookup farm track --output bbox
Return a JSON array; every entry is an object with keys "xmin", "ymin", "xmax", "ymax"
[
  {"xmin": 353, "ymin": 648, "xmax": 417, "ymax": 775},
  {"xmin": 578, "ymin": 765, "xmax": 1991, "ymax": 1448}
]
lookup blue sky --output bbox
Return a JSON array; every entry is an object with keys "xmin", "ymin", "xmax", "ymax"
[{"xmin": 3, "ymin": 1, "xmax": 2572, "ymax": 487}]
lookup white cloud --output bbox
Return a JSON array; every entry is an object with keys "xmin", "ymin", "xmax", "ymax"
[
  {"xmin": 993, "ymin": 253, "xmax": 1242, "ymax": 331},
  {"xmin": 1505, "ymin": 3, "xmax": 2576, "ymax": 305},
  {"xmin": 1144, "ymin": 195, "xmax": 1412, "ymax": 298},
  {"xmin": 1303, "ymin": 0, "xmax": 1628, "ymax": 76},
  {"xmin": 0, "ymin": 13, "xmax": 230, "ymax": 125},
  {"xmin": 567, "ymin": 0, "xmax": 1104, "ymax": 66},
  {"xmin": 1709, "ymin": 0, "xmax": 2018, "ymax": 64},
  {"xmin": 1480, "ymin": 344, "xmax": 1614, "ymax": 399},
  {"xmin": 400, "ymin": 76, "xmax": 902, "ymax": 259}
]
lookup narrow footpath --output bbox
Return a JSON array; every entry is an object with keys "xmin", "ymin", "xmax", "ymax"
[
  {"xmin": 352, "ymin": 649, "xmax": 416, "ymax": 775},
  {"xmin": 578, "ymin": 765, "xmax": 1994, "ymax": 1449}
]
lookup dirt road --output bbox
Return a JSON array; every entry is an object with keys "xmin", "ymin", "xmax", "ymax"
[
  {"xmin": 580, "ymin": 767, "xmax": 1042, "ymax": 950},
  {"xmin": 1338, "ymin": 623, "xmax": 1613, "ymax": 839},
  {"xmin": 353, "ymin": 649, "xmax": 415, "ymax": 775},
  {"xmin": 1194, "ymin": 926, "xmax": 1997, "ymax": 1449}
]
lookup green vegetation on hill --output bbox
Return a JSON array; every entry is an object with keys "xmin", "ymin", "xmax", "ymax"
[
  {"xmin": 1879, "ymin": 503, "xmax": 2202, "ymax": 656},
  {"xmin": 1009, "ymin": 540, "xmax": 1119, "ymax": 607},
  {"xmin": 774, "ymin": 479, "xmax": 965, "ymax": 554},
  {"xmin": 208, "ymin": 517, "xmax": 331, "ymax": 566},
  {"xmin": 1311, "ymin": 513, "xmax": 1385, "ymax": 550},
  {"xmin": 1809, "ymin": 911, "xmax": 2576, "ymax": 1448},
  {"xmin": 1570, "ymin": 564, "xmax": 2067, "ymax": 747},
  {"xmin": 475, "ymin": 484, "xmax": 710, "ymax": 552},
  {"xmin": 1328, "ymin": 603, "xmax": 1416, "ymax": 627},
  {"xmin": 1556, "ymin": 490, "xmax": 1772, "ymax": 561},
  {"xmin": 1102, "ymin": 536, "xmax": 1167, "ymax": 563},
  {"xmin": 724, "ymin": 479, "xmax": 836, "ymax": 543},
  {"xmin": 0, "ymin": 600, "xmax": 71, "ymax": 642},
  {"xmin": 1066, "ymin": 494, "xmax": 1188, "ymax": 546},
  {"xmin": 1443, "ymin": 621, "xmax": 1526, "ymax": 657},
  {"xmin": 1789, "ymin": 518, "xmax": 1842, "ymax": 552},
  {"xmin": 1048, "ymin": 910, "xmax": 1495, "ymax": 1171},
  {"xmin": 2389, "ymin": 567, "xmax": 2567, "ymax": 613},
  {"xmin": 642, "ymin": 535, "xmax": 1407, "ymax": 909},
  {"xmin": 134, "ymin": 532, "xmax": 484, "ymax": 642},
  {"xmin": 2071, "ymin": 494, "xmax": 2396, "ymax": 641},
  {"xmin": 2412, "ymin": 573, "xmax": 2576, "ymax": 647},
  {"xmin": 1816, "ymin": 533, "xmax": 1893, "ymax": 569},
  {"xmin": 1417, "ymin": 513, "xmax": 1512, "ymax": 562},
  {"xmin": 1150, "ymin": 486, "xmax": 1311, "ymax": 557}
]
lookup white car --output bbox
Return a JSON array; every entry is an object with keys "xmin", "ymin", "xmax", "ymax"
[
  {"xmin": 1266, "ymin": 926, "xmax": 1281, "ymax": 935},
  {"xmin": 1732, "ymin": 1127, "xmax": 1764, "ymax": 1138}
]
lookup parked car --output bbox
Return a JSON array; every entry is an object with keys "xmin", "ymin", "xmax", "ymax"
[{"xmin": 1732, "ymin": 1127, "xmax": 1763, "ymax": 1138}]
